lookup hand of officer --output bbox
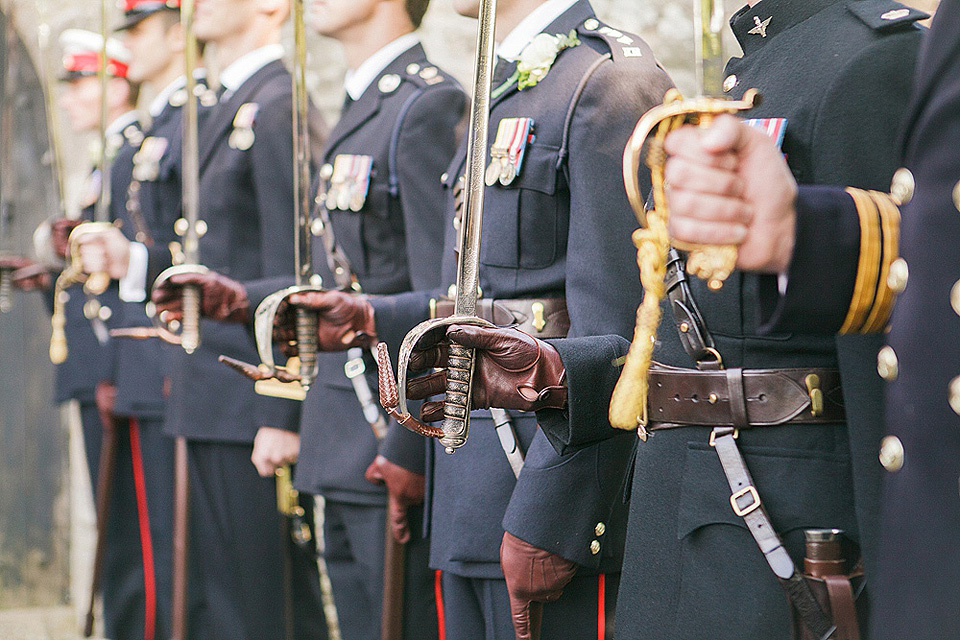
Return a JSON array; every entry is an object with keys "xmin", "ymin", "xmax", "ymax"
[
  {"xmin": 0, "ymin": 256, "xmax": 51, "ymax": 291},
  {"xmin": 251, "ymin": 427, "xmax": 300, "ymax": 478},
  {"xmin": 364, "ymin": 454, "xmax": 425, "ymax": 544},
  {"xmin": 501, "ymin": 531, "xmax": 578, "ymax": 640},
  {"xmin": 75, "ymin": 225, "xmax": 132, "ymax": 280},
  {"xmin": 405, "ymin": 324, "xmax": 567, "ymax": 422},
  {"xmin": 51, "ymin": 218, "xmax": 83, "ymax": 260},
  {"xmin": 274, "ymin": 290, "xmax": 376, "ymax": 354},
  {"xmin": 151, "ymin": 271, "xmax": 251, "ymax": 324},
  {"xmin": 663, "ymin": 114, "xmax": 799, "ymax": 273}
]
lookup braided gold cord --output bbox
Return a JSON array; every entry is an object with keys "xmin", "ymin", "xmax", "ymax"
[{"xmin": 609, "ymin": 115, "xmax": 684, "ymax": 434}]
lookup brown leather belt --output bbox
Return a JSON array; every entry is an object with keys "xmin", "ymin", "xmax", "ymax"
[
  {"xmin": 431, "ymin": 296, "xmax": 569, "ymax": 339},
  {"xmin": 646, "ymin": 363, "xmax": 844, "ymax": 429}
]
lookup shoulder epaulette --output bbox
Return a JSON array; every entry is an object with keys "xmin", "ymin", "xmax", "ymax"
[
  {"xmin": 846, "ymin": 0, "xmax": 928, "ymax": 32},
  {"xmin": 577, "ymin": 18, "xmax": 650, "ymax": 62}
]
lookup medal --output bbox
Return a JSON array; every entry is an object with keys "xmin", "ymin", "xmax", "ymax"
[
  {"xmin": 132, "ymin": 136, "xmax": 168, "ymax": 182},
  {"xmin": 229, "ymin": 103, "xmax": 259, "ymax": 151},
  {"xmin": 329, "ymin": 154, "xmax": 374, "ymax": 211},
  {"xmin": 488, "ymin": 117, "xmax": 534, "ymax": 187}
]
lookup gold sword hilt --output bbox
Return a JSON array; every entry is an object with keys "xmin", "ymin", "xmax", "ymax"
[
  {"xmin": 150, "ymin": 263, "xmax": 209, "ymax": 353},
  {"xmin": 609, "ymin": 89, "xmax": 760, "ymax": 434}
]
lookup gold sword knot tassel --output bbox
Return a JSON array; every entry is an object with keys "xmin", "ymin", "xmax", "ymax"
[{"xmin": 608, "ymin": 89, "xmax": 760, "ymax": 435}]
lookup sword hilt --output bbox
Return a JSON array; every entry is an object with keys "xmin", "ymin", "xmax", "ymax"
[
  {"xmin": 181, "ymin": 283, "xmax": 200, "ymax": 354},
  {"xmin": 0, "ymin": 266, "xmax": 12, "ymax": 313},
  {"xmin": 440, "ymin": 341, "xmax": 476, "ymax": 453},
  {"xmin": 295, "ymin": 306, "xmax": 319, "ymax": 389}
]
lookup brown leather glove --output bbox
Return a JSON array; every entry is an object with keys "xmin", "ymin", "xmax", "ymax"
[
  {"xmin": 364, "ymin": 454, "xmax": 425, "ymax": 544},
  {"xmin": 51, "ymin": 218, "xmax": 82, "ymax": 260},
  {"xmin": 95, "ymin": 381, "xmax": 117, "ymax": 432},
  {"xmin": 274, "ymin": 290, "xmax": 376, "ymax": 354},
  {"xmin": 501, "ymin": 531, "xmax": 578, "ymax": 640},
  {"xmin": 405, "ymin": 324, "xmax": 567, "ymax": 423},
  {"xmin": 1, "ymin": 256, "xmax": 51, "ymax": 291},
  {"xmin": 151, "ymin": 271, "xmax": 250, "ymax": 324}
]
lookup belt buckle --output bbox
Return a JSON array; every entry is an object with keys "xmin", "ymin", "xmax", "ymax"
[
  {"xmin": 709, "ymin": 427, "xmax": 738, "ymax": 447},
  {"xmin": 730, "ymin": 485, "xmax": 762, "ymax": 517},
  {"xmin": 344, "ymin": 357, "xmax": 366, "ymax": 379}
]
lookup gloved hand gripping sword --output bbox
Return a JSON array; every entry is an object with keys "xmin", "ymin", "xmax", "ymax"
[
  {"xmin": 377, "ymin": 0, "xmax": 498, "ymax": 453},
  {"xmin": 49, "ymin": 0, "xmax": 118, "ymax": 363},
  {"xmin": 607, "ymin": 0, "xmax": 760, "ymax": 437}
]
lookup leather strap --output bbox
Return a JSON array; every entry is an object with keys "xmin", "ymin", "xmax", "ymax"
[
  {"xmin": 824, "ymin": 575, "xmax": 860, "ymax": 640},
  {"xmin": 665, "ymin": 248, "xmax": 716, "ymax": 365},
  {"xmin": 345, "ymin": 347, "xmax": 389, "ymax": 439},
  {"xmin": 432, "ymin": 297, "xmax": 570, "ymax": 339},
  {"xmin": 711, "ymin": 427, "xmax": 836, "ymax": 640},
  {"xmin": 646, "ymin": 364, "xmax": 844, "ymax": 428}
]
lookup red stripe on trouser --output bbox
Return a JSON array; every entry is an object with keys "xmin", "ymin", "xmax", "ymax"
[
  {"xmin": 597, "ymin": 574, "xmax": 606, "ymax": 640},
  {"xmin": 435, "ymin": 570, "xmax": 446, "ymax": 640},
  {"xmin": 130, "ymin": 419, "xmax": 157, "ymax": 640}
]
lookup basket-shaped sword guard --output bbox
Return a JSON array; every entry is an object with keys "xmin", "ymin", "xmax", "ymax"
[
  {"xmin": 379, "ymin": 315, "xmax": 495, "ymax": 452},
  {"xmin": 151, "ymin": 263, "xmax": 209, "ymax": 353},
  {"xmin": 610, "ymin": 89, "xmax": 760, "ymax": 434}
]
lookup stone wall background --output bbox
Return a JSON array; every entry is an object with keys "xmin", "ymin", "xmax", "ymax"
[{"xmin": 0, "ymin": 0, "xmax": 942, "ymax": 615}]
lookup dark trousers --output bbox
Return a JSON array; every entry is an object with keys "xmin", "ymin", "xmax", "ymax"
[
  {"xmin": 439, "ymin": 571, "xmax": 619, "ymax": 640},
  {"xmin": 186, "ymin": 441, "xmax": 327, "ymax": 640},
  {"xmin": 78, "ymin": 405, "xmax": 175, "ymax": 640},
  {"xmin": 323, "ymin": 500, "xmax": 438, "ymax": 640}
]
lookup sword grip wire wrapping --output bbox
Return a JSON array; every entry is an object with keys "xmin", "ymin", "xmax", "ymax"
[
  {"xmin": 441, "ymin": 342, "xmax": 477, "ymax": 452},
  {"xmin": 0, "ymin": 267, "xmax": 11, "ymax": 313},
  {"xmin": 294, "ymin": 307, "xmax": 318, "ymax": 389},
  {"xmin": 181, "ymin": 283, "xmax": 200, "ymax": 354}
]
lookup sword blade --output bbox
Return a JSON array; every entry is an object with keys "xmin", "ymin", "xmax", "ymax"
[
  {"xmin": 453, "ymin": 0, "xmax": 498, "ymax": 317},
  {"xmin": 181, "ymin": 0, "xmax": 200, "ymax": 265},
  {"xmin": 292, "ymin": 0, "xmax": 312, "ymax": 287},
  {"xmin": 694, "ymin": 0, "xmax": 726, "ymax": 99},
  {"xmin": 95, "ymin": 0, "xmax": 111, "ymax": 222}
]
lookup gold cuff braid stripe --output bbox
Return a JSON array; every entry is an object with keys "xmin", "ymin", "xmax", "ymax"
[
  {"xmin": 861, "ymin": 190, "xmax": 901, "ymax": 333},
  {"xmin": 839, "ymin": 188, "xmax": 882, "ymax": 334}
]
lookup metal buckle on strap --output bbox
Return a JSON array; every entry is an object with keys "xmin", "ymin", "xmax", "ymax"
[
  {"xmin": 730, "ymin": 485, "xmax": 762, "ymax": 516},
  {"xmin": 709, "ymin": 427, "xmax": 738, "ymax": 446},
  {"xmin": 344, "ymin": 356, "xmax": 366, "ymax": 379}
]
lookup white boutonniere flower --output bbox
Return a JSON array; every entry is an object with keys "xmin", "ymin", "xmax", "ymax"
[{"xmin": 492, "ymin": 30, "xmax": 581, "ymax": 98}]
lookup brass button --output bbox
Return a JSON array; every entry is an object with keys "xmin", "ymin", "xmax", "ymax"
[
  {"xmin": 890, "ymin": 168, "xmax": 915, "ymax": 205},
  {"xmin": 595, "ymin": 522, "xmax": 606, "ymax": 537},
  {"xmin": 583, "ymin": 18, "xmax": 599, "ymax": 30},
  {"xmin": 950, "ymin": 376, "xmax": 960, "ymax": 416},
  {"xmin": 723, "ymin": 74, "xmax": 737, "ymax": 92},
  {"xmin": 952, "ymin": 280, "xmax": 960, "ymax": 317},
  {"xmin": 319, "ymin": 163, "xmax": 334, "ymax": 180},
  {"xmin": 589, "ymin": 540, "xmax": 601, "ymax": 555},
  {"xmin": 877, "ymin": 346, "xmax": 898, "ymax": 381},
  {"xmin": 953, "ymin": 179, "xmax": 960, "ymax": 212},
  {"xmin": 887, "ymin": 258, "xmax": 909, "ymax": 294},
  {"xmin": 879, "ymin": 435, "xmax": 904, "ymax": 472},
  {"xmin": 406, "ymin": 63, "xmax": 421, "ymax": 75}
]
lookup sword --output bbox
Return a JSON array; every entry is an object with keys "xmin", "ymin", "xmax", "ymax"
[
  {"xmin": 0, "ymin": 7, "xmax": 17, "ymax": 313},
  {"xmin": 607, "ymin": 0, "xmax": 759, "ymax": 435},
  {"xmin": 152, "ymin": 0, "xmax": 207, "ymax": 355},
  {"xmin": 381, "ymin": 0, "xmax": 499, "ymax": 453},
  {"xmin": 222, "ymin": 0, "xmax": 324, "ymax": 398}
]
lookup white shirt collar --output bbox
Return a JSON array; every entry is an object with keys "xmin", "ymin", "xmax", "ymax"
[
  {"xmin": 107, "ymin": 110, "xmax": 141, "ymax": 137},
  {"xmin": 343, "ymin": 33, "xmax": 420, "ymax": 101},
  {"xmin": 149, "ymin": 75, "xmax": 187, "ymax": 117},
  {"xmin": 496, "ymin": 0, "xmax": 579, "ymax": 61},
  {"xmin": 218, "ymin": 44, "xmax": 285, "ymax": 93}
]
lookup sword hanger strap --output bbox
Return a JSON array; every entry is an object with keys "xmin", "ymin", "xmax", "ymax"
[
  {"xmin": 345, "ymin": 346, "xmax": 389, "ymax": 440},
  {"xmin": 710, "ymin": 426, "xmax": 836, "ymax": 640},
  {"xmin": 664, "ymin": 248, "xmax": 720, "ymax": 369}
]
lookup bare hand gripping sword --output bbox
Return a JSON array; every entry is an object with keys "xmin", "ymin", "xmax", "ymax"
[
  {"xmin": 607, "ymin": 0, "xmax": 759, "ymax": 436},
  {"xmin": 378, "ymin": 0, "xmax": 498, "ymax": 453}
]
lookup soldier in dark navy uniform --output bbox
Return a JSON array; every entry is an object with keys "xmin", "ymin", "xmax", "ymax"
[
  {"xmin": 45, "ymin": 29, "xmax": 158, "ymax": 640},
  {"xmin": 73, "ymin": 3, "xmax": 209, "ymax": 637},
  {"xmin": 658, "ymin": 1, "xmax": 960, "ymax": 636},
  {"xmin": 395, "ymin": 2, "xmax": 928, "ymax": 640},
  {"xmin": 267, "ymin": 0, "xmax": 673, "ymax": 637},
  {"xmin": 126, "ymin": 0, "xmax": 328, "ymax": 636},
  {"xmin": 290, "ymin": 0, "xmax": 464, "ymax": 637}
]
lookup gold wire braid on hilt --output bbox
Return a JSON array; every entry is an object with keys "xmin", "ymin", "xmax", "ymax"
[
  {"xmin": 608, "ymin": 89, "xmax": 760, "ymax": 436},
  {"xmin": 49, "ymin": 221, "xmax": 117, "ymax": 364},
  {"xmin": 149, "ymin": 263, "xmax": 209, "ymax": 354}
]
